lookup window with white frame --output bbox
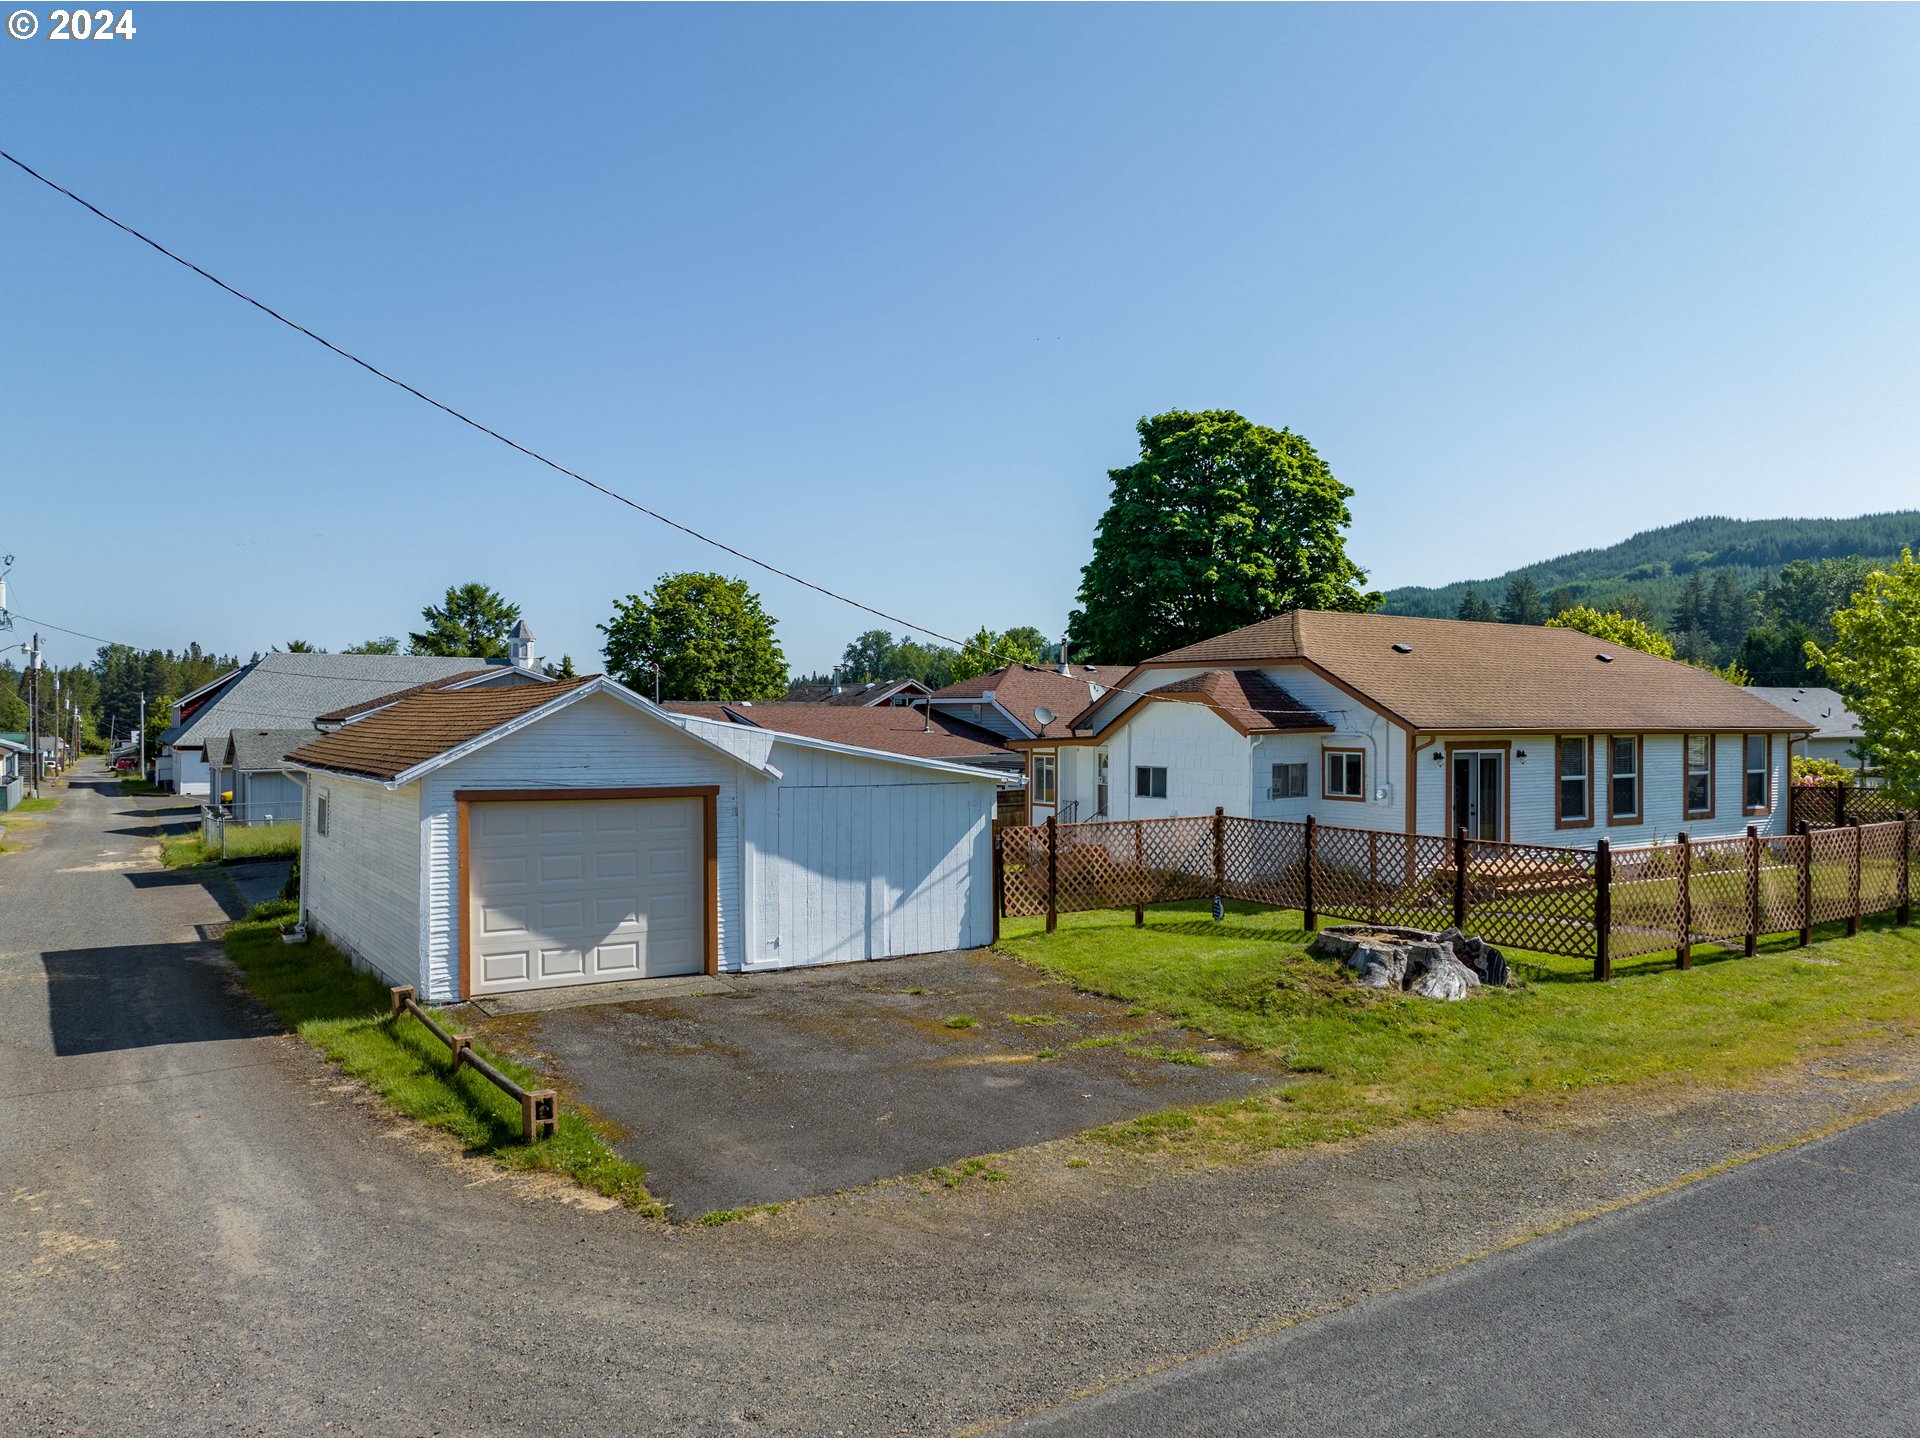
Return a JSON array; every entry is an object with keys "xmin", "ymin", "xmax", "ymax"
[
  {"xmin": 1556, "ymin": 736, "xmax": 1590, "ymax": 825},
  {"xmin": 316, "ymin": 789, "xmax": 331, "ymax": 837},
  {"xmin": 1031, "ymin": 752, "xmax": 1056, "ymax": 806},
  {"xmin": 1134, "ymin": 765, "xmax": 1168, "ymax": 799},
  {"xmin": 1270, "ymin": 761, "xmax": 1308, "ymax": 799},
  {"xmin": 1685, "ymin": 735, "xmax": 1714, "ymax": 817},
  {"xmin": 1744, "ymin": 734, "xmax": 1771, "ymax": 813},
  {"xmin": 1323, "ymin": 749, "xmax": 1364, "ymax": 800},
  {"xmin": 1609, "ymin": 736, "xmax": 1640, "ymax": 820}
]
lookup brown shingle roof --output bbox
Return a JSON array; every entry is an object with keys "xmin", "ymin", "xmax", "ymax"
[
  {"xmin": 781, "ymin": 678, "xmax": 931, "ymax": 706},
  {"xmin": 664, "ymin": 701, "xmax": 1017, "ymax": 763},
  {"xmin": 929, "ymin": 664, "xmax": 1132, "ymax": 738},
  {"xmin": 1144, "ymin": 670, "xmax": 1331, "ymax": 733},
  {"xmin": 1110, "ymin": 611, "xmax": 1813, "ymax": 734},
  {"xmin": 312, "ymin": 669, "xmax": 497, "ymax": 724},
  {"xmin": 288, "ymin": 676, "xmax": 596, "ymax": 781}
]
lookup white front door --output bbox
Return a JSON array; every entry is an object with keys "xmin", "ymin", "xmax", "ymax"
[{"xmin": 468, "ymin": 797, "xmax": 704, "ymax": 993}]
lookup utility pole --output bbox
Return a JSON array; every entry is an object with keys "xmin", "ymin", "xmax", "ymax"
[
  {"xmin": 27, "ymin": 632, "xmax": 40, "ymax": 796},
  {"xmin": 138, "ymin": 692, "xmax": 147, "ymax": 777}
]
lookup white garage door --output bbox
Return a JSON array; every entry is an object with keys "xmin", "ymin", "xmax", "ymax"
[{"xmin": 468, "ymin": 797, "xmax": 703, "ymax": 994}]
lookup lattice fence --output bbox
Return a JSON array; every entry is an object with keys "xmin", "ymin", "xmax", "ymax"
[
  {"xmin": 1791, "ymin": 783, "xmax": 1906, "ymax": 830},
  {"xmin": 998, "ymin": 811, "xmax": 1917, "ymax": 971}
]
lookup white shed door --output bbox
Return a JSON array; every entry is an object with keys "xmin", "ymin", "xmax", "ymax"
[{"xmin": 468, "ymin": 797, "xmax": 702, "ymax": 993}]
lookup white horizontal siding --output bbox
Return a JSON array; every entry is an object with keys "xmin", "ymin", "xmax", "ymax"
[{"xmin": 302, "ymin": 772, "xmax": 422, "ymax": 989}]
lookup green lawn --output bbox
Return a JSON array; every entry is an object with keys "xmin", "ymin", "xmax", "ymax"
[
  {"xmin": 222, "ymin": 899, "xmax": 659, "ymax": 1212},
  {"xmin": 12, "ymin": 795, "xmax": 60, "ymax": 814},
  {"xmin": 996, "ymin": 901, "xmax": 1920, "ymax": 1159},
  {"xmin": 117, "ymin": 775, "xmax": 164, "ymax": 796},
  {"xmin": 163, "ymin": 821, "xmax": 301, "ymax": 868}
]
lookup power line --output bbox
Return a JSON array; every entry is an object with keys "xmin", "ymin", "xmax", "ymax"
[{"xmin": 0, "ymin": 146, "xmax": 979, "ymax": 657}]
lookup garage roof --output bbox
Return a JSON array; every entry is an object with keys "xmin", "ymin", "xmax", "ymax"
[{"xmin": 287, "ymin": 676, "xmax": 598, "ymax": 781}]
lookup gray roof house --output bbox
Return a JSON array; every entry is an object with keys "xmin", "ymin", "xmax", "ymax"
[
  {"xmin": 1745, "ymin": 686, "xmax": 1868, "ymax": 770},
  {"xmin": 167, "ymin": 653, "xmax": 537, "ymax": 796}
]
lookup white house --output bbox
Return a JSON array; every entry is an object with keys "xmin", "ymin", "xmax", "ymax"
[
  {"xmin": 287, "ymin": 674, "xmax": 1001, "ymax": 1003},
  {"xmin": 1019, "ymin": 611, "xmax": 1813, "ymax": 848}
]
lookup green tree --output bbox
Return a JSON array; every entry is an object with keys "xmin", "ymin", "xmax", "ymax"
[
  {"xmin": 1807, "ymin": 550, "xmax": 1920, "ymax": 806},
  {"xmin": 1545, "ymin": 605, "xmax": 1676, "ymax": 658},
  {"xmin": 1455, "ymin": 587, "xmax": 1496, "ymax": 623},
  {"xmin": 1758, "ymin": 556, "xmax": 1873, "ymax": 643},
  {"xmin": 1672, "ymin": 572, "xmax": 1710, "ymax": 637},
  {"xmin": 277, "ymin": 639, "xmax": 324, "ymax": 653},
  {"xmin": 543, "ymin": 654, "xmax": 578, "ymax": 679},
  {"xmin": 0, "ymin": 669, "xmax": 27, "ymax": 731},
  {"xmin": 408, "ymin": 582, "xmax": 521, "ymax": 659},
  {"xmin": 343, "ymin": 636, "xmax": 400, "ymax": 655},
  {"xmin": 1704, "ymin": 571, "xmax": 1753, "ymax": 654},
  {"xmin": 1738, "ymin": 621, "xmax": 1826, "ymax": 686},
  {"xmin": 1544, "ymin": 586, "xmax": 1576, "ymax": 619},
  {"xmin": 600, "ymin": 573, "xmax": 787, "ymax": 702},
  {"xmin": 1066, "ymin": 410, "xmax": 1377, "ymax": 663},
  {"xmin": 839, "ymin": 630, "xmax": 897, "ymax": 683},
  {"xmin": 1499, "ymin": 573, "xmax": 1546, "ymax": 626},
  {"xmin": 951, "ymin": 626, "xmax": 1048, "ymax": 684}
]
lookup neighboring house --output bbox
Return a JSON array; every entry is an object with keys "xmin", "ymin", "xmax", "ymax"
[
  {"xmin": 0, "ymin": 736, "xmax": 27, "ymax": 811},
  {"xmin": 1018, "ymin": 610, "xmax": 1812, "ymax": 847},
  {"xmin": 211, "ymin": 729, "xmax": 317, "ymax": 825},
  {"xmin": 165, "ymin": 652, "xmax": 533, "ymax": 796},
  {"xmin": 782, "ymin": 678, "xmax": 932, "ymax": 706},
  {"xmin": 1744, "ymin": 686, "xmax": 1870, "ymax": 775},
  {"xmin": 286, "ymin": 675, "xmax": 1000, "ymax": 1002},
  {"xmin": 661, "ymin": 701, "xmax": 1021, "ymax": 777}
]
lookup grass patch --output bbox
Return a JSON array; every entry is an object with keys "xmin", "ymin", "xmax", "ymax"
[
  {"xmin": 998, "ymin": 899, "xmax": 1920, "ymax": 1162},
  {"xmin": 117, "ymin": 775, "xmax": 163, "ymax": 796},
  {"xmin": 926, "ymin": 1157, "xmax": 1010, "ymax": 1189},
  {"xmin": 942, "ymin": 1014, "xmax": 979, "ymax": 1029},
  {"xmin": 696, "ymin": 1203, "xmax": 782, "ymax": 1227},
  {"xmin": 163, "ymin": 821, "xmax": 301, "ymax": 869},
  {"xmin": 1123, "ymin": 1043, "xmax": 1211, "ymax": 1066},
  {"xmin": 222, "ymin": 899, "xmax": 658, "ymax": 1212},
  {"xmin": 1007, "ymin": 1012, "xmax": 1063, "ymax": 1026},
  {"xmin": 12, "ymin": 796, "xmax": 59, "ymax": 814}
]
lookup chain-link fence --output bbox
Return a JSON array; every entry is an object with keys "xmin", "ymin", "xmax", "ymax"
[{"xmin": 997, "ymin": 811, "xmax": 1917, "ymax": 978}]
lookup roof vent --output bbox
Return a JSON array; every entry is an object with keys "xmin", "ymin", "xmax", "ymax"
[
  {"xmin": 1596, "ymin": 653, "xmax": 1614, "ymax": 663},
  {"xmin": 1391, "ymin": 642, "xmax": 1412, "ymax": 654}
]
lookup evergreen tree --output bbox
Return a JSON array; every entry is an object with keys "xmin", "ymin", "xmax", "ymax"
[
  {"xmin": 1499, "ymin": 574, "xmax": 1546, "ymax": 626},
  {"xmin": 1705, "ymin": 571, "xmax": 1753, "ymax": 655},
  {"xmin": 409, "ymin": 582, "xmax": 521, "ymax": 659},
  {"xmin": 1672, "ymin": 572, "xmax": 1710, "ymax": 637},
  {"xmin": 1455, "ymin": 587, "xmax": 1497, "ymax": 623}
]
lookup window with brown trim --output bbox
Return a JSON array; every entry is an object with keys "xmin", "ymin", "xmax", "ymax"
[
  {"xmin": 1743, "ymin": 733, "xmax": 1771, "ymax": 813},
  {"xmin": 1608, "ymin": 736, "xmax": 1641, "ymax": 821},
  {"xmin": 1031, "ymin": 752, "xmax": 1056, "ymax": 806},
  {"xmin": 1323, "ymin": 748, "xmax": 1365, "ymax": 800},
  {"xmin": 1556, "ymin": 736, "xmax": 1591, "ymax": 826},
  {"xmin": 1684, "ymin": 734, "xmax": 1715, "ymax": 818}
]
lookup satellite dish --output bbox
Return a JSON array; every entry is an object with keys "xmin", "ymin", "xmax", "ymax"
[{"xmin": 1033, "ymin": 706, "xmax": 1057, "ymax": 727}]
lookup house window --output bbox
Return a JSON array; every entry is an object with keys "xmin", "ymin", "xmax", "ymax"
[
  {"xmin": 1030, "ymin": 753, "xmax": 1056, "ymax": 807},
  {"xmin": 1608, "ymin": 736, "xmax": 1641, "ymax": 821},
  {"xmin": 1270, "ymin": 762, "xmax": 1308, "ymax": 799},
  {"xmin": 1744, "ymin": 734, "xmax": 1771, "ymax": 813},
  {"xmin": 1556, "ymin": 736, "xmax": 1590, "ymax": 825},
  {"xmin": 1323, "ymin": 748, "xmax": 1365, "ymax": 800},
  {"xmin": 316, "ymin": 789, "xmax": 331, "ymax": 837},
  {"xmin": 1685, "ymin": 735, "xmax": 1714, "ymax": 818},
  {"xmin": 1134, "ymin": 765, "xmax": 1168, "ymax": 799}
]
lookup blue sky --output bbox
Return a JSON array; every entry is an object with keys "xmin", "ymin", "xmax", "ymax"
[{"xmin": 4, "ymin": 4, "xmax": 1919, "ymax": 675}]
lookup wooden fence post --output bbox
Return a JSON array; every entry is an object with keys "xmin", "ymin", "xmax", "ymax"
[
  {"xmin": 1045, "ymin": 814, "xmax": 1058, "ymax": 934},
  {"xmin": 1302, "ymin": 814, "xmax": 1318, "ymax": 931},
  {"xmin": 1213, "ymin": 806, "xmax": 1226, "ymax": 899},
  {"xmin": 1593, "ymin": 837, "xmax": 1612, "ymax": 982},
  {"xmin": 1847, "ymin": 819, "xmax": 1863, "ymax": 937},
  {"xmin": 990, "ymin": 820, "xmax": 1003, "ymax": 943},
  {"xmin": 1796, "ymin": 821, "xmax": 1812, "ymax": 948},
  {"xmin": 1837, "ymin": 778, "xmax": 1850, "ymax": 829},
  {"xmin": 1132, "ymin": 819, "xmax": 1145, "ymax": 928},
  {"xmin": 1452, "ymin": 826, "xmax": 1468, "ymax": 932},
  {"xmin": 1743, "ymin": 824, "xmax": 1761, "ymax": 956},
  {"xmin": 1675, "ymin": 832, "xmax": 1691, "ymax": 970},
  {"xmin": 1899, "ymin": 814, "xmax": 1913, "ymax": 929},
  {"xmin": 1367, "ymin": 829, "xmax": 1380, "ymax": 926}
]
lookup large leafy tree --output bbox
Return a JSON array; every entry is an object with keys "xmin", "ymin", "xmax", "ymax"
[
  {"xmin": 600, "ymin": 572, "xmax": 787, "ymax": 701},
  {"xmin": 951, "ymin": 625, "xmax": 1049, "ymax": 685},
  {"xmin": 1544, "ymin": 605, "xmax": 1675, "ymax": 658},
  {"xmin": 1807, "ymin": 550, "xmax": 1920, "ymax": 805},
  {"xmin": 1066, "ymin": 410, "xmax": 1377, "ymax": 663},
  {"xmin": 1758, "ymin": 556, "xmax": 1874, "ymax": 642},
  {"xmin": 408, "ymin": 582, "xmax": 521, "ymax": 659},
  {"xmin": 343, "ymin": 636, "xmax": 400, "ymax": 655}
]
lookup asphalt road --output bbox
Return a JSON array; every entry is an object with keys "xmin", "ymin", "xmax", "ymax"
[{"xmin": 1012, "ymin": 1103, "xmax": 1920, "ymax": 1436}]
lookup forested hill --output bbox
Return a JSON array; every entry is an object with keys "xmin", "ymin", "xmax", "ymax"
[{"xmin": 1379, "ymin": 512, "xmax": 1920, "ymax": 623}]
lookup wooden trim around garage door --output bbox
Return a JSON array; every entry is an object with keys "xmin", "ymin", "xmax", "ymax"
[{"xmin": 455, "ymin": 785, "xmax": 723, "ymax": 997}]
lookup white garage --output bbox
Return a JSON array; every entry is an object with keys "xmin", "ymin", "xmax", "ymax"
[{"xmin": 289, "ymin": 676, "xmax": 1001, "ymax": 1003}]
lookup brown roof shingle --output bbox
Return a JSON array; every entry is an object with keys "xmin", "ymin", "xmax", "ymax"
[
  {"xmin": 1144, "ymin": 670, "xmax": 1331, "ymax": 733},
  {"xmin": 312, "ymin": 669, "xmax": 497, "ymax": 724},
  {"xmin": 929, "ymin": 664, "xmax": 1132, "ymax": 738},
  {"xmin": 1108, "ymin": 611, "xmax": 1812, "ymax": 734},
  {"xmin": 665, "ymin": 701, "xmax": 1016, "ymax": 763},
  {"xmin": 288, "ymin": 676, "xmax": 596, "ymax": 781}
]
